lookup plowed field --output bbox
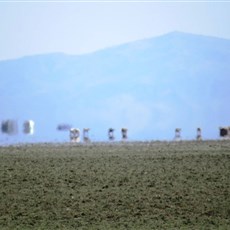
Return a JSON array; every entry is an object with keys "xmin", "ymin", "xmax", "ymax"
[{"xmin": 0, "ymin": 141, "xmax": 230, "ymax": 229}]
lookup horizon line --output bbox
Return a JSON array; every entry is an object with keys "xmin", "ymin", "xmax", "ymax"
[{"xmin": 1, "ymin": 0, "xmax": 230, "ymax": 3}]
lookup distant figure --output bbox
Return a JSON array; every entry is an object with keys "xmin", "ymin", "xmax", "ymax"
[
  {"xmin": 108, "ymin": 128, "xmax": 115, "ymax": 141},
  {"xmin": 121, "ymin": 128, "xmax": 128, "ymax": 141},
  {"xmin": 23, "ymin": 120, "xmax": 35, "ymax": 135},
  {"xmin": 70, "ymin": 128, "xmax": 80, "ymax": 142},
  {"xmin": 174, "ymin": 128, "xmax": 181, "ymax": 141},
  {"xmin": 57, "ymin": 123, "xmax": 72, "ymax": 131},
  {"xmin": 196, "ymin": 128, "xmax": 202, "ymax": 141},
  {"xmin": 1, "ymin": 120, "xmax": 18, "ymax": 135},
  {"xmin": 219, "ymin": 127, "xmax": 230, "ymax": 139},
  {"xmin": 83, "ymin": 128, "xmax": 90, "ymax": 143}
]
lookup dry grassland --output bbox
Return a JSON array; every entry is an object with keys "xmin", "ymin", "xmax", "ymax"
[{"xmin": 0, "ymin": 141, "xmax": 230, "ymax": 229}]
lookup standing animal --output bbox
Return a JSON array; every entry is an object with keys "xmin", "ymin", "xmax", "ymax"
[
  {"xmin": 70, "ymin": 128, "xmax": 80, "ymax": 142},
  {"xmin": 121, "ymin": 128, "xmax": 128, "ymax": 141},
  {"xmin": 174, "ymin": 128, "xmax": 181, "ymax": 141},
  {"xmin": 108, "ymin": 128, "xmax": 115, "ymax": 141},
  {"xmin": 83, "ymin": 128, "xmax": 90, "ymax": 143},
  {"xmin": 196, "ymin": 128, "xmax": 202, "ymax": 141},
  {"xmin": 23, "ymin": 120, "xmax": 35, "ymax": 135}
]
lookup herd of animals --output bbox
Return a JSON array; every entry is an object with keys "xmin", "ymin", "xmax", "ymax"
[
  {"xmin": 68, "ymin": 128, "xmax": 128, "ymax": 143},
  {"xmin": 1, "ymin": 119, "xmax": 230, "ymax": 143}
]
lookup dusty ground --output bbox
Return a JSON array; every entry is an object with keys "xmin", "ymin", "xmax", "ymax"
[{"xmin": 0, "ymin": 140, "xmax": 229, "ymax": 229}]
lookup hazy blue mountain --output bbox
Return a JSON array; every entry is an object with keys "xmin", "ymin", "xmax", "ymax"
[{"xmin": 0, "ymin": 31, "xmax": 230, "ymax": 143}]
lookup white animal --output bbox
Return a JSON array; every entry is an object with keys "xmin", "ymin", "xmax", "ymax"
[
  {"xmin": 70, "ymin": 128, "xmax": 80, "ymax": 142},
  {"xmin": 23, "ymin": 120, "xmax": 35, "ymax": 135}
]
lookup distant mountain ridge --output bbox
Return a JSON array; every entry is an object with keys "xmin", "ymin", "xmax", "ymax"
[{"xmin": 0, "ymin": 31, "xmax": 230, "ymax": 143}]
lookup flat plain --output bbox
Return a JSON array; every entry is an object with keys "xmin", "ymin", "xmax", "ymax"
[{"xmin": 0, "ymin": 141, "xmax": 229, "ymax": 229}]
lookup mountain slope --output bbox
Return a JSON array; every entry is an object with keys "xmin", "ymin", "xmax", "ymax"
[{"xmin": 0, "ymin": 31, "xmax": 230, "ymax": 143}]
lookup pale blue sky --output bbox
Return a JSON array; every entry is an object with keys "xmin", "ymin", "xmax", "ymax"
[{"xmin": 0, "ymin": 1, "xmax": 230, "ymax": 61}]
